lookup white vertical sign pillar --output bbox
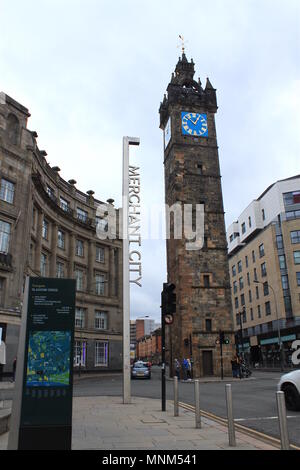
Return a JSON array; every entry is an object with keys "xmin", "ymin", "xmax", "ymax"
[{"xmin": 122, "ymin": 136, "xmax": 140, "ymax": 405}]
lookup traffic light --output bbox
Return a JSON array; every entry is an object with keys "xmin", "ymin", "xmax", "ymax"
[
  {"xmin": 161, "ymin": 283, "xmax": 176, "ymax": 314},
  {"xmin": 219, "ymin": 330, "xmax": 230, "ymax": 345}
]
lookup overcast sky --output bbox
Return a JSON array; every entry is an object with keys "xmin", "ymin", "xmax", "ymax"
[{"xmin": 1, "ymin": 0, "xmax": 299, "ymax": 322}]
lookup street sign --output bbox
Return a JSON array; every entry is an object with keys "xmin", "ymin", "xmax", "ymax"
[
  {"xmin": 164, "ymin": 314, "xmax": 174, "ymax": 325},
  {"xmin": 9, "ymin": 277, "xmax": 76, "ymax": 450}
]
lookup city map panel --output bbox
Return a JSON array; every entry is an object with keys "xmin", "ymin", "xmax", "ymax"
[{"xmin": 26, "ymin": 331, "xmax": 71, "ymax": 387}]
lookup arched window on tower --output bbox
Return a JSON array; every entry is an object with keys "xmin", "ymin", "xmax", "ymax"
[{"xmin": 7, "ymin": 114, "xmax": 20, "ymax": 145}]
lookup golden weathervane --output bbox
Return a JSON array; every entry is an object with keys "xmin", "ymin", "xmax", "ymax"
[{"xmin": 178, "ymin": 35, "xmax": 188, "ymax": 54}]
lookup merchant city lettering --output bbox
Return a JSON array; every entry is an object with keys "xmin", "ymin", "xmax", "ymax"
[{"xmin": 128, "ymin": 165, "xmax": 142, "ymax": 287}]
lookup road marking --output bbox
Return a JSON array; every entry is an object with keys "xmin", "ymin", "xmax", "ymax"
[
  {"xmin": 179, "ymin": 401, "xmax": 300, "ymax": 451},
  {"xmin": 235, "ymin": 416, "xmax": 300, "ymax": 422}
]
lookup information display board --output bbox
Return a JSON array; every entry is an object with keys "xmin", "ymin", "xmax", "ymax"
[{"xmin": 18, "ymin": 277, "xmax": 76, "ymax": 449}]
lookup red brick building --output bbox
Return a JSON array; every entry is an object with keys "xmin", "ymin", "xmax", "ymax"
[{"xmin": 136, "ymin": 328, "xmax": 161, "ymax": 364}]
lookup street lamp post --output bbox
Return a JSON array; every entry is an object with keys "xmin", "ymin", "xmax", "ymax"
[
  {"xmin": 239, "ymin": 308, "xmax": 245, "ymax": 357},
  {"xmin": 254, "ymin": 280, "xmax": 284, "ymax": 371}
]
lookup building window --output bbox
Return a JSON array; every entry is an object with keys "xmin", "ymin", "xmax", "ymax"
[
  {"xmin": 96, "ymin": 217, "xmax": 108, "ymax": 232},
  {"xmin": 46, "ymin": 185, "xmax": 55, "ymax": 199},
  {"xmin": 77, "ymin": 207, "xmax": 88, "ymax": 223},
  {"xmin": 0, "ymin": 178, "xmax": 15, "ymax": 204},
  {"xmin": 293, "ymin": 251, "xmax": 300, "ymax": 265},
  {"xmin": 96, "ymin": 246, "xmax": 105, "ymax": 263},
  {"xmin": 278, "ymin": 255, "xmax": 287, "ymax": 270},
  {"xmin": 248, "ymin": 290, "xmax": 252, "ymax": 303},
  {"xmin": 242, "ymin": 309, "xmax": 247, "ymax": 323},
  {"xmin": 259, "ymin": 243, "xmax": 265, "ymax": 258},
  {"xmin": 291, "ymin": 231, "xmax": 300, "ymax": 244},
  {"xmin": 297, "ymin": 272, "xmax": 300, "ymax": 286},
  {"xmin": 76, "ymin": 240, "xmax": 84, "ymax": 257},
  {"xmin": 232, "ymin": 265, "xmax": 236, "ymax": 277},
  {"xmin": 261, "ymin": 262, "xmax": 267, "ymax": 277},
  {"xmin": 60, "ymin": 197, "xmax": 70, "ymax": 212},
  {"xmin": 286, "ymin": 210, "xmax": 300, "ymax": 220},
  {"xmin": 56, "ymin": 262, "xmax": 64, "ymax": 278},
  {"xmin": 95, "ymin": 311, "xmax": 108, "ymax": 330},
  {"xmin": 237, "ymin": 260, "xmax": 242, "ymax": 273},
  {"xmin": 263, "ymin": 282, "xmax": 269, "ymax": 296},
  {"xmin": 95, "ymin": 341, "xmax": 108, "ymax": 366},
  {"xmin": 205, "ymin": 319, "xmax": 212, "ymax": 332},
  {"xmin": 75, "ymin": 269, "xmax": 84, "ymax": 291},
  {"xmin": 42, "ymin": 219, "xmax": 48, "ymax": 239},
  {"xmin": 75, "ymin": 307, "xmax": 85, "ymax": 328},
  {"xmin": 203, "ymin": 275, "xmax": 210, "ymax": 287},
  {"xmin": 40, "ymin": 253, "xmax": 47, "ymax": 276},
  {"xmin": 283, "ymin": 191, "xmax": 300, "ymax": 206},
  {"xmin": 245, "ymin": 256, "xmax": 248, "ymax": 268},
  {"xmin": 262, "ymin": 209, "xmax": 266, "ymax": 221},
  {"xmin": 284, "ymin": 295, "xmax": 292, "ymax": 313},
  {"xmin": 241, "ymin": 222, "xmax": 246, "ymax": 234},
  {"xmin": 252, "ymin": 250, "xmax": 256, "ymax": 263},
  {"xmin": 233, "ymin": 281, "xmax": 237, "ymax": 294},
  {"xmin": 195, "ymin": 163, "xmax": 203, "ymax": 175},
  {"xmin": 265, "ymin": 301, "xmax": 271, "ymax": 316},
  {"xmin": 74, "ymin": 341, "xmax": 86, "ymax": 366},
  {"xmin": 256, "ymin": 285, "xmax": 259, "ymax": 300},
  {"xmin": 235, "ymin": 297, "xmax": 239, "ymax": 309},
  {"xmin": 240, "ymin": 293, "xmax": 245, "ymax": 306},
  {"xmin": 248, "ymin": 216, "xmax": 252, "ymax": 228},
  {"xmin": 239, "ymin": 277, "xmax": 244, "ymax": 290},
  {"xmin": 254, "ymin": 268, "xmax": 257, "ymax": 281},
  {"xmin": 95, "ymin": 274, "xmax": 105, "ymax": 295},
  {"xmin": 230, "ymin": 234, "xmax": 233, "ymax": 243},
  {"xmin": 247, "ymin": 272, "xmax": 250, "ymax": 286},
  {"xmin": 281, "ymin": 275, "xmax": 289, "ymax": 290},
  {"xmin": 57, "ymin": 230, "xmax": 65, "ymax": 249},
  {"xmin": 0, "ymin": 220, "xmax": 11, "ymax": 253},
  {"xmin": 236, "ymin": 314, "xmax": 241, "ymax": 326},
  {"xmin": 257, "ymin": 305, "xmax": 261, "ymax": 318},
  {"xmin": 276, "ymin": 235, "xmax": 283, "ymax": 249},
  {"xmin": 250, "ymin": 308, "xmax": 254, "ymax": 321}
]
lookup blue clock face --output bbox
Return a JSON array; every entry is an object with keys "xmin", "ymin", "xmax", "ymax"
[{"xmin": 181, "ymin": 112, "xmax": 208, "ymax": 137}]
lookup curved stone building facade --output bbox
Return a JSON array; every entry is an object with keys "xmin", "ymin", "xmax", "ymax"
[{"xmin": 0, "ymin": 93, "xmax": 123, "ymax": 376}]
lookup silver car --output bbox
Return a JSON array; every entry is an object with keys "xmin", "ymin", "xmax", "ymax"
[
  {"xmin": 131, "ymin": 361, "xmax": 151, "ymax": 380},
  {"xmin": 278, "ymin": 370, "xmax": 300, "ymax": 411}
]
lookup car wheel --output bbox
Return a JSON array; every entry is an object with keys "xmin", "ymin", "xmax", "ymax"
[{"xmin": 283, "ymin": 384, "xmax": 300, "ymax": 411}]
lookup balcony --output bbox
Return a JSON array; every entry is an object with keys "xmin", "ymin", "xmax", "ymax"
[
  {"xmin": 32, "ymin": 173, "xmax": 93, "ymax": 229},
  {"xmin": 0, "ymin": 252, "xmax": 12, "ymax": 268}
]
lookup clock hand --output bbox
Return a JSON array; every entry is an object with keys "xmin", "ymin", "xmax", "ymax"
[
  {"xmin": 194, "ymin": 115, "xmax": 201, "ymax": 125},
  {"xmin": 187, "ymin": 116, "xmax": 196, "ymax": 125}
]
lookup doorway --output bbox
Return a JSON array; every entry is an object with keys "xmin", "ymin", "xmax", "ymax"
[{"xmin": 202, "ymin": 350, "xmax": 214, "ymax": 376}]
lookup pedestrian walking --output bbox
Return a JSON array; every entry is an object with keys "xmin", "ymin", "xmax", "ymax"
[
  {"xmin": 186, "ymin": 358, "xmax": 192, "ymax": 381},
  {"xmin": 182, "ymin": 358, "xmax": 188, "ymax": 381},
  {"xmin": 174, "ymin": 358, "xmax": 180, "ymax": 380},
  {"xmin": 231, "ymin": 354, "xmax": 239, "ymax": 378}
]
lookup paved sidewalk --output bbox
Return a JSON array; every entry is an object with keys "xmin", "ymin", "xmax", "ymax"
[
  {"xmin": 72, "ymin": 396, "xmax": 276, "ymax": 450},
  {"xmin": 0, "ymin": 395, "xmax": 277, "ymax": 450}
]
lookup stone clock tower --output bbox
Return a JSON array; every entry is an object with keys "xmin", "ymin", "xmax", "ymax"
[{"xmin": 159, "ymin": 53, "xmax": 234, "ymax": 377}]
